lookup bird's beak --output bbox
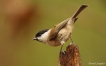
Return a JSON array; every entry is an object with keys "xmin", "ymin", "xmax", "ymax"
[{"xmin": 33, "ymin": 38, "xmax": 37, "ymax": 40}]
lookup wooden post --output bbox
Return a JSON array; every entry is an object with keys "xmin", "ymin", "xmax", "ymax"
[{"xmin": 58, "ymin": 44, "xmax": 81, "ymax": 66}]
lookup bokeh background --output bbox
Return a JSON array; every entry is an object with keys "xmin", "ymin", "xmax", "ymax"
[{"xmin": 0, "ymin": 0, "xmax": 106, "ymax": 66}]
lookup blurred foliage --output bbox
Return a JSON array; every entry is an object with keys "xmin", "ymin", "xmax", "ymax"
[{"xmin": 0, "ymin": 0, "xmax": 106, "ymax": 66}]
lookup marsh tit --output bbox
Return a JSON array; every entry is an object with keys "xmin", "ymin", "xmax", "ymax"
[{"xmin": 33, "ymin": 4, "xmax": 88, "ymax": 47}]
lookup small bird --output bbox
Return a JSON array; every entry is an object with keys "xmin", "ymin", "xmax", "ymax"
[{"xmin": 33, "ymin": 4, "xmax": 88, "ymax": 48}]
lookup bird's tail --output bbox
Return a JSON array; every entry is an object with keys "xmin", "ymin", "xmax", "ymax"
[{"xmin": 72, "ymin": 4, "xmax": 88, "ymax": 19}]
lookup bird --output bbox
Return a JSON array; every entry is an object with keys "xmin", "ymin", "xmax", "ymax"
[{"xmin": 33, "ymin": 4, "xmax": 88, "ymax": 49}]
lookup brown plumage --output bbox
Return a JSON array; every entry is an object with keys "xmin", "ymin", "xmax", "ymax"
[{"xmin": 33, "ymin": 4, "xmax": 88, "ymax": 47}]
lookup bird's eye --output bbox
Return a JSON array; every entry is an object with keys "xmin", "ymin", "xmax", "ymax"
[{"xmin": 38, "ymin": 34, "xmax": 42, "ymax": 36}]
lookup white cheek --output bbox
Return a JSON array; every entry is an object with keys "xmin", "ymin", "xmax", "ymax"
[
  {"xmin": 41, "ymin": 32, "xmax": 49, "ymax": 40},
  {"xmin": 38, "ymin": 29, "xmax": 51, "ymax": 43},
  {"xmin": 37, "ymin": 37, "xmax": 42, "ymax": 41},
  {"xmin": 37, "ymin": 35, "xmax": 47, "ymax": 42}
]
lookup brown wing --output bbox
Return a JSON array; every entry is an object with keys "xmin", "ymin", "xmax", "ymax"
[
  {"xmin": 49, "ymin": 17, "xmax": 78, "ymax": 41},
  {"xmin": 48, "ymin": 5, "xmax": 88, "ymax": 40},
  {"xmin": 49, "ymin": 18, "xmax": 70, "ymax": 40}
]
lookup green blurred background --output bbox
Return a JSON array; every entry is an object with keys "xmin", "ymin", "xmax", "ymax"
[{"xmin": 0, "ymin": 0, "xmax": 106, "ymax": 66}]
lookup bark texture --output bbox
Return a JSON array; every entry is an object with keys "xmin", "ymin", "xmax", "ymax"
[{"xmin": 58, "ymin": 44, "xmax": 81, "ymax": 66}]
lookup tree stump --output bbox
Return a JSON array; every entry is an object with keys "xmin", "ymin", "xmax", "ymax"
[{"xmin": 58, "ymin": 44, "xmax": 81, "ymax": 66}]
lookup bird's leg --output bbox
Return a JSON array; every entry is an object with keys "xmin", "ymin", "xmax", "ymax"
[
  {"xmin": 60, "ymin": 45, "xmax": 64, "ymax": 52},
  {"xmin": 70, "ymin": 37, "xmax": 73, "ymax": 43},
  {"xmin": 60, "ymin": 41, "xmax": 65, "ymax": 52}
]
